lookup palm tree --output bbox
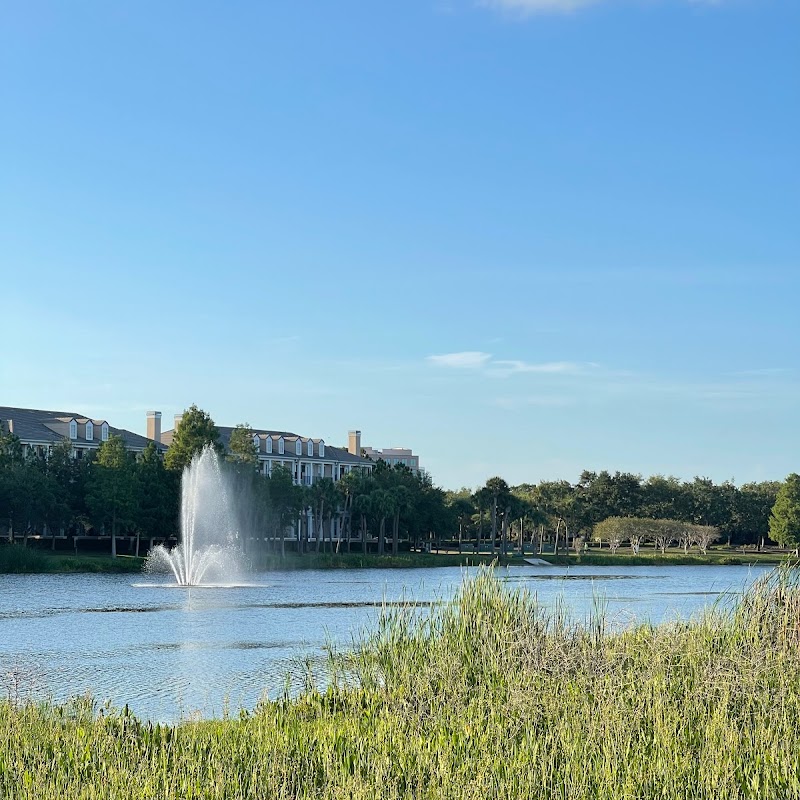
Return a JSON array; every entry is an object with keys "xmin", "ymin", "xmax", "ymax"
[
  {"xmin": 472, "ymin": 487, "xmax": 491, "ymax": 554},
  {"xmin": 370, "ymin": 488, "xmax": 395, "ymax": 556},
  {"xmin": 447, "ymin": 495, "xmax": 475, "ymax": 553},
  {"xmin": 482, "ymin": 477, "xmax": 511, "ymax": 553},
  {"xmin": 353, "ymin": 491, "xmax": 373, "ymax": 554},
  {"xmin": 390, "ymin": 485, "xmax": 411, "ymax": 556},
  {"xmin": 337, "ymin": 471, "xmax": 372, "ymax": 553},
  {"xmin": 310, "ymin": 478, "xmax": 338, "ymax": 553}
]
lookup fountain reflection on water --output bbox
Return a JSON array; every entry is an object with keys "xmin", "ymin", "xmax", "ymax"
[{"xmin": 145, "ymin": 447, "xmax": 244, "ymax": 586}]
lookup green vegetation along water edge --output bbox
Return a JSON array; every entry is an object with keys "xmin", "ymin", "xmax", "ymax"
[
  {"xmin": 3, "ymin": 566, "xmax": 800, "ymax": 799},
  {"xmin": 0, "ymin": 542, "xmax": 787, "ymax": 574}
]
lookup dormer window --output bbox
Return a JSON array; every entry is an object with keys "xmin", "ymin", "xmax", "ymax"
[
  {"xmin": 252, "ymin": 434, "xmax": 260, "ymax": 452},
  {"xmin": 266, "ymin": 437, "xmax": 273, "ymax": 454},
  {"xmin": 69, "ymin": 420, "xmax": 77, "ymax": 440},
  {"xmin": 319, "ymin": 441, "xmax": 325, "ymax": 458},
  {"xmin": 86, "ymin": 421, "xmax": 94, "ymax": 441},
  {"xmin": 100, "ymin": 422, "xmax": 109, "ymax": 441},
  {"xmin": 307, "ymin": 440, "xmax": 313, "ymax": 457},
  {"xmin": 278, "ymin": 437, "xmax": 285, "ymax": 455},
  {"xmin": 295, "ymin": 439, "xmax": 302, "ymax": 456}
]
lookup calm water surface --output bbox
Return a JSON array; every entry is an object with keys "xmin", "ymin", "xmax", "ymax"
[{"xmin": 0, "ymin": 564, "xmax": 772, "ymax": 721}]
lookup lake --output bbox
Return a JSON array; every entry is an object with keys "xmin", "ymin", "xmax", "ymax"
[{"xmin": 0, "ymin": 563, "xmax": 773, "ymax": 722}]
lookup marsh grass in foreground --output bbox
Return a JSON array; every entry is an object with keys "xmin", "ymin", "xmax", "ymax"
[{"xmin": 3, "ymin": 567, "xmax": 800, "ymax": 799}]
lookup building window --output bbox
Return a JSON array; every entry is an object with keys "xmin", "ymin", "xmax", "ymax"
[
  {"xmin": 86, "ymin": 421, "xmax": 94, "ymax": 441},
  {"xmin": 295, "ymin": 439, "xmax": 302, "ymax": 456},
  {"xmin": 307, "ymin": 440, "xmax": 313, "ymax": 457},
  {"xmin": 319, "ymin": 441, "xmax": 325, "ymax": 458},
  {"xmin": 278, "ymin": 438, "xmax": 285, "ymax": 455},
  {"xmin": 69, "ymin": 420, "xmax": 77, "ymax": 439},
  {"xmin": 101, "ymin": 422, "xmax": 109, "ymax": 441},
  {"xmin": 252, "ymin": 434, "xmax": 260, "ymax": 452},
  {"xmin": 266, "ymin": 437, "xmax": 273, "ymax": 454}
]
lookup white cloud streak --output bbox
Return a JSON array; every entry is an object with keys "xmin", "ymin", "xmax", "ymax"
[
  {"xmin": 426, "ymin": 351, "xmax": 493, "ymax": 369},
  {"xmin": 426, "ymin": 352, "xmax": 800, "ymax": 412},
  {"xmin": 481, "ymin": 0, "xmax": 597, "ymax": 12},
  {"xmin": 490, "ymin": 359, "xmax": 591, "ymax": 376},
  {"xmin": 426, "ymin": 352, "xmax": 594, "ymax": 377},
  {"xmin": 481, "ymin": 0, "xmax": 725, "ymax": 15}
]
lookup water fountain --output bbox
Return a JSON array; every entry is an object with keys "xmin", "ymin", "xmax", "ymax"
[{"xmin": 145, "ymin": 446, "xmax": 244, "ymax": 586}]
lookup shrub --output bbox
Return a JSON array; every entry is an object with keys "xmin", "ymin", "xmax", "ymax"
[{"xmin": 0, "ymin": 544, "xmax": 49, "ymax": 573}]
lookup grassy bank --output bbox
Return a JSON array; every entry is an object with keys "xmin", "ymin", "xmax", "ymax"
[
  {"xmin": 539, "ymin": 548, "xmax": 785, "ymax": 567},
  {"xmin": 3, "ymin": 567, "xmax": 800, "ymax": 799},
  {"xmin": 3, "ymin": 542, "xmax": 784, "ymax": 575},
  {"xmin": 0, "ymin": 545, "xmax": 505, "ymax": 574},
  {"xmin": 0, "ymin": 544, "xmax": 145, "ymax": 574},
  {"xmin": 257, "ymin": 551, "xmax": 504, "ymax": 571}
]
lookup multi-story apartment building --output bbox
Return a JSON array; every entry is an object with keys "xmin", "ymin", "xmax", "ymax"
[
  {"xmin": 0, "ymin": 406, "xmax": 165, "ymax": 459},
  {"xmin": 156, "ymin": 415, "xmax": 375, "ymax": 544},
  {"xmin": 1, "ymin": 406, "xmax": 376, "ymax": 544},
  {"xmin": 157, "ymin": 414, "xmax": 374, "ymax": 486},
  {"xmin": 359, "ymin": 432, "xmax": 421, "ymax": 474}
]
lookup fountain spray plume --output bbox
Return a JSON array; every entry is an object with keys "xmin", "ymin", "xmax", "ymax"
[{"xmin": 146, "ymin": 446, "xmax": 245, "ymax": 586}]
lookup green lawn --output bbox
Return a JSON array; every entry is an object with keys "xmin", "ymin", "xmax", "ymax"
[{"xmin": 538, "ymin": 546, "xmax": 785, "ymax": 567}]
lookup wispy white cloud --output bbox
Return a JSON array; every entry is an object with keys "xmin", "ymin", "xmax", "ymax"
[
  {"xmin": 425, "ymin": 350, "xmax": 800, "ymax": 413},
  {"xmin": 490, "ymin": 359, "xmax": 593, "ymax": 376},
  {"xmin": 728, "ymin": 367, "xmax": 794, "ymax": 378},
  {"xmin": 492, "ymin": 395, "xmax": 578, "ymax": 409},
  {"xmin": 426, "ymin": 351, "xmax": 595, "ymax": 377},
  {"xmin": 481, "ymin": 0, "xmax": 727, "ymax": 15},
  {"xmin": 426, "ymin": 351, "xmax": 493, "ymax": 369},
  {"xmin": 480, "ymin": 0, "xmax": 597, "ymax": 13},
  {"xmin": 269, "ymin": 335, "xmax": 301, "ymax": 344}
]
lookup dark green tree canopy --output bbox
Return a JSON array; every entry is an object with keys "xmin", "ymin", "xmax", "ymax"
[
  {"xmin": 164, "ymin": 404, "xmax": 222, "ymax": 472},
  {"xmin": 227, "ymin": 423, "xmax": 258, "ymax": 466},
  {"xmin": 769, "ymin": 474, "xmax": 800, "ymax": 552},
  {"xmin": 135, "ymin": 442, "xmax": 179, "ymax": 539},
  {"xmin": 86, "ymin": 435, "xmax": 137, "ymax": 550}
]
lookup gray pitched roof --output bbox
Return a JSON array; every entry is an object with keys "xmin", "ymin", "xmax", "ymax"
[
  {"xmin": 159, "ymin": 424, "xmax": 372, "ymax": 465},
  {"xmin": 324, "ymin": 444, "xmax": 372, "ymax": 465},
  {"xmin": 0, "ymin": 406, "xmax": 166, "ymax": 453}
]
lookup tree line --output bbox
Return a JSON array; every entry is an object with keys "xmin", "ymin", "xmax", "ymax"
[
  {"xmin": 448, "ymin": 470, "xmax": 800, "ymax": 554},
  {"xmin": 2, "ymin": 405, "xmax": 798, "ymax": 557}
]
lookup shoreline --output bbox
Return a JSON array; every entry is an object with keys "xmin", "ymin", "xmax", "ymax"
[{"xmin": 0, "ymin": 544, "xmax": 786, "ymax": 574}]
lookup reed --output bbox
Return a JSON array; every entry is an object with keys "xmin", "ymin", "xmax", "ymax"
[
  {"xmin": 2, "ymin": 567, "xmax": 800, "ymax": 799},
  {"xmin": 0, "ymin": 543, "xmax": 49, "ymax": 573}
]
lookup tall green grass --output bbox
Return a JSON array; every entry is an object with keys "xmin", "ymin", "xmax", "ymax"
[
  {"xmin": 2, "ymin": 567, "xmax": 800, "ymax": 798},
  {"xmin": 255, "ymin": 551, "xmax": 502, "ymax": 571},
  {"xmin": 0, "ymin": 543, "xmax": 49, "ymax": 573},
  {"xmin": 0, "ymin": 544, "xmax": 144, "ymax": 574}
]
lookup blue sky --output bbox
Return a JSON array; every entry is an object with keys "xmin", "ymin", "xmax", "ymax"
[{"xmin": 1, "ymin": 0, "xmax": 798, "ymax": 490}]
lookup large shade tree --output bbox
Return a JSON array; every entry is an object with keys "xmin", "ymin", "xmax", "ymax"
[
  {"xmin": 769, "ymin": 474, "xmax": 800, "ymax": 556},
  {"xmin": 86, "ymin": 435, "xmax": 137, "ymax": 557},
  {"xmin": 164, "ymin": 405, "xmax": 222, "ymax": 472},
  {"xmin": 134, "ymin": 441, "xmax": 179, "ymax": 552},
  {"xmin": 732, "ymin": 481, "xmax": 781, "ymax": 548},
  {"xmin": 227, "ymin": 423, "xmax": 258, "ymax": 466}
]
